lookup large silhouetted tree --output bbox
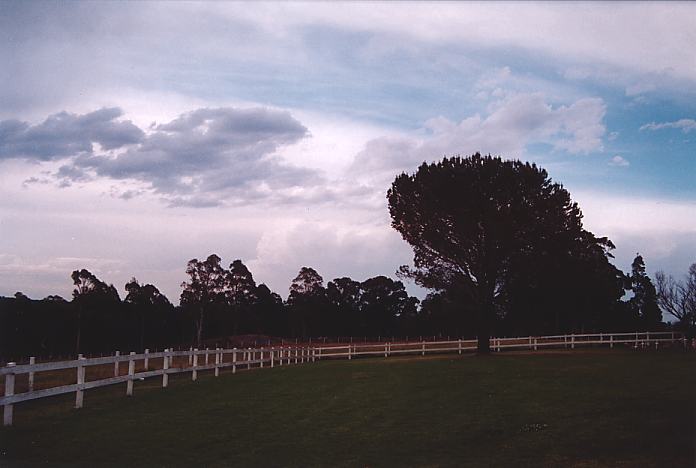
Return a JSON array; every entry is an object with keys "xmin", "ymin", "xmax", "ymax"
[
  {"xmin": 388, "ymin": 153, "xmax": 616, "ymax": 353},
  {"xmin": 180, "ymin": 255, "xmax": 226, "ymax": 346}
]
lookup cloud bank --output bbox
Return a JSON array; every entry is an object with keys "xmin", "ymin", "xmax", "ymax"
[{"xmin": 1, "ymin": 107, "xmax": 322, "ymax": 206}]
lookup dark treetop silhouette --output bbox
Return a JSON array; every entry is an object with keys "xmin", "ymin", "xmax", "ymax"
[{"xmin": 387, "ymin": 153, "xmax": 619, "ymax": 353}]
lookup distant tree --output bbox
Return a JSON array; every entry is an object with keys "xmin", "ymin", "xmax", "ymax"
[
  {"xmin": 359, "ymin": 276, "xmax": 419, "ymax": 337},
  {"xmin": 388, "ymin": 154, "xmax": 616, "ymax": 353},
  {"xmin": 501, "ymin": 232, "xmax": 626, "ymax": 335},
  {"xmin": 287, "ymin": 267, "xmax": 326, "ymax": 338},
  {"xmin": 180, "ymin": 255, "xmax": 226, "ymax": 346},
  {"xmin": 629, "ymin": 254, "xmax": 663, "ymax": 329},
  {"xmin": 419, "ymin": 289, "xmax": 477, "ymax": 337},
  {"xmin": 225, "ymin": 260, "xmax": 258, "ymax": 334},
  {"xmin": 71, "ymin": 269, "xmax": 120, "ymax": 354},
  {"xmin": 254, "ymin": 284, "xmax": 286, "ymax": 336},
  {"xmin": 43, "ymin": 295, "xmax": 67, "ymax": 302},
  {"xmin": 326, "ymin": 277, "xmax": 362, "ymax": 336},
  {"xmin": 125, "ymin": 278, "xmax": 172, "ymax": 350},
  {"xmin": 655, "ymin": 263, "xmax": 696, "ymax": 334}
]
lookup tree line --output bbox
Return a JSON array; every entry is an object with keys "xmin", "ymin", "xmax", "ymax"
[
  {"xmin": 2, "ymin": 154, "xmax": 693, "ymax": 359},
  {"xmin": 0, "ymin": 251, "xmax": 688, "ymax": 360}
]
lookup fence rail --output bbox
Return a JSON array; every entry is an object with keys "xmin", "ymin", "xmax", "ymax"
[{"xmin": 1, "ymin": 331, "xmax": 686, "ymax": 426}]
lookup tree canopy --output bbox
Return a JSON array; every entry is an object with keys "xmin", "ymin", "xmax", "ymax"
[{"xmin": 388, "ymin": 153, "xmax": 619, "ymax": 352}]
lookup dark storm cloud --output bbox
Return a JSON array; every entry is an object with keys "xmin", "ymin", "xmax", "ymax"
[
  {"xmin": 0, "ymin": 108, "xmax": 144, "ymax": 160},
  {"xmin": 8, "ymin": 106, "xmax": 319, "ymax": 207}
]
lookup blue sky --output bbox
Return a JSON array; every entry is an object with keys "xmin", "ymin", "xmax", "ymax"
[{"xmin": 0, "ymin": 2, "xmax": 694, "ymax": 304}]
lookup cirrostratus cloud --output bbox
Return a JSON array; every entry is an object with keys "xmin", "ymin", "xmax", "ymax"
[{"xmin": 2, "ymin": 106, "xmax": 320, "ymax": 207}]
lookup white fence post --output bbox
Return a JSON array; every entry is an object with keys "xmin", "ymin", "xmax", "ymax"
[
  {"xmin": 75, "ymin": 354, "xmax": 86, "ymax": 408},
  {"xmin": 295, "ymin": 348, "xmax": 299, "ymax": 364},
  {"xmin": 348, "ymin": 345, "xmax": 352, "ymax": 360},
  {"xmin": 114, "ymin": 350, "xmax": 120, "ymax": 376},
  {"xmin": 571, "ymin": 334, "xmax": 575, "ymax": 349},
  {"xmin": 205, "ymin": 348, "xmax": 209, "ymax": 366},
  {"xmin": 529, "ymin": 336, "xmax": 533, "ymax": 350},
  {"xmin": 271, "ymin": 348, "xmax": 275, "ymax": 368},
  {"xmin": 534, "ymin": 338, "xmax": 538, "ymax": 351},
  {"xmin": 162, "ymin": 348, "xmax": 169, "ymax": 388},
  {"xmin": 4, "ymin": 362, "xmax": 16, "ymax": 426},
  {"xmin": 214, "ymin": 348, "xmax": 220, "ymax": 377},
  {"xmin": 610, "ymin": 335, "xmax": 614, "ymax": 349},
  {"xmin": 422, "ymin": 341, "xmax": 425, "ymax": 356},
  {"xmin": 188, "ymin": 347, "xmax": 193, "ymax": 365},
  {"xmin": 312, "ymin": 348, "xmax": 316, "ymax": 362},
  {"xmin": 144, "ymin": 349, "xmax": 149, "ymax": 369},
  {"xmin": 126, "ymin": 352, "xmax": 135, "ymax": 396},
  {"xmin": 28, "ymin": 357, "xmax": 35, "ymax": 392},
  {"xmin": 260, "ymin": 349, "xmax": 265, "ymax": 368},
  {"xmin": 232, "ymin": 348, "xmax": 237, "ymax": 374},
  {"xmin": 192, "ymin": 348, "xmax": 198, "ymax": 381}
]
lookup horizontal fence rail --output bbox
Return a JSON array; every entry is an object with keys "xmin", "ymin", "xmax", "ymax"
[
  {"xmin": 313, "ymin": 331, "xmax": 686, "ymax": 359},
  {"xmin": 1, "ymin": 331, "xmax": 687, "ymax": 426}
]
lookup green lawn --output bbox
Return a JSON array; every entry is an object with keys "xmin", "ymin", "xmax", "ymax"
[{"xmin": 1, "ymin": 350, "xmax": 694, "ymax": 467}]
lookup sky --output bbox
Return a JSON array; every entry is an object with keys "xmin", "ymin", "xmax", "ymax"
[{"xmin": 0, "ymin": 2, "xmax": 694, "ymax": 304}]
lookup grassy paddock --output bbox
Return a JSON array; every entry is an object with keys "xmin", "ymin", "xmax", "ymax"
[{"xmin": 1, "ymin": 350, "xmax": 694, "ymax": 467}]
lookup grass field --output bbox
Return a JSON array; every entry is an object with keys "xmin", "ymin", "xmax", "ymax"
[{"xmin": 1, "ymin": 350, "xmax": 694, "ymax": 467}]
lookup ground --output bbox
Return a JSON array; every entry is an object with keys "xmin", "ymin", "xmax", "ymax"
[{"xmin": 1, "ymin": 349, "xmax": 694, "ymax": 467}]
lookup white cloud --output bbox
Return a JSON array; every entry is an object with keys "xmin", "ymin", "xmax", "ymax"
[
  {"xmin": 608, "ymin": 155, "xmax": 629, "ymax": 167},
  {"xmin": 351, "ymin": 93, "xmax": 606, "ymax": 179},
  {"xmin": 640, "ymin": 119, "xmax": 696, "ymax": 133}
]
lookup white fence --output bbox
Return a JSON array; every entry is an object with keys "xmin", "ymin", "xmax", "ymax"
[
  {"xmin": 314, "ymin": 331, "xmax": 685, "ymax": 359},
  {"xmin": 1, "ymin": 331, "xmax": 686, "ymax": 426},
  {"xmin": 1, "ymin": 346, "xmax": 315, "ymax": 427}
]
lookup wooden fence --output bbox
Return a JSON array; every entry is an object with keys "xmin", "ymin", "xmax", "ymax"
[
  {"xmin": 314, "ymin": 331, "xmax": 685, "ymax": 359},
  {"xmin": 1, "ymin": 346, "xmax": 315, "ymax": 426},
  {"xmin": 1, "ymin": 331, "xmax": 686, "ymax": 426}
]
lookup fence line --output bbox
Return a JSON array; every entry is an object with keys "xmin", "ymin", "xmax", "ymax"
[{"xmin": 1, "ymin": 331, "xmax": 686, "ymax": 426}]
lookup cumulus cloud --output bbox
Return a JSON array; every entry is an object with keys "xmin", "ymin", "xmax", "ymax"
[
  {"xmin": 640, "ymin": 119, "xmax": 696, "ymax": 133},
  {"xmin": 351, "ymin": 93, "xmax": 606, "ymax": 177},
  {"xmin": 608, "ymin": 155, "xmax": 629, "ymax": 167},
  {"xmin": 248, "ymin": 220, "xmax": 415, "ymax": 296},
  {"xmin": 0, "ymin": 108, "xmax": 144, "ymax": 160},
  {"xmin": 4, "ymin": 106, "xmax": 324, "ymax": 206}
]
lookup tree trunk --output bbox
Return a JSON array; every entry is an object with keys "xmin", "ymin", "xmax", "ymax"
[
  {"xmin": 140, "ymin": 313, "xmax": 145, "ymax": 351},
  {"xmin": 477, "ymin": 311, "xmax": 491, "ymax": 355},
  {"xmin": 75, "ymin": 306, "xmax": 82, "ymax": 355},
  {"xmin": 196, "ymin": 306, "xmax": 204, "ymax": 347},
  {"xmin": 476, "ymin": 285, "xmax": 494, "ymax": 355}
]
